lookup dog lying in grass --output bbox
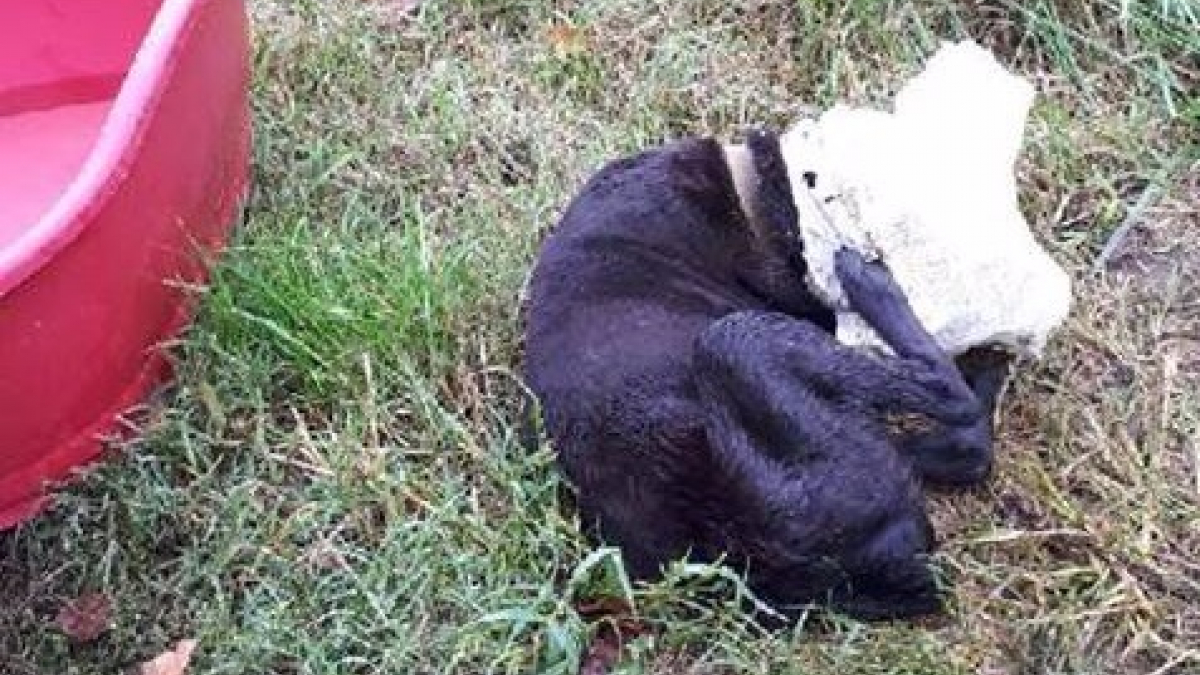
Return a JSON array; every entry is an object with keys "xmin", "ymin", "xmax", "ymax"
[{"xmin": 522, "ymin": 130, "xmax": 1011, "ymax": 620}]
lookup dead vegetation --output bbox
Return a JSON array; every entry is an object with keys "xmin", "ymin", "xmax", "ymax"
[{"xmin": 1, "ymin": 1, "xmax": 1197, "ymax": 673}]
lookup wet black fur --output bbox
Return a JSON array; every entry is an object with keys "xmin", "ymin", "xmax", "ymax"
[{"xmin": 522, "ymin": 131, "xmax": 1009, "ymax": 620}]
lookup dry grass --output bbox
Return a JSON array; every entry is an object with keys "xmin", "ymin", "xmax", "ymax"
[{"xmin": 1, "ymin": 0, "xmax": 1197, "ymax": 673}]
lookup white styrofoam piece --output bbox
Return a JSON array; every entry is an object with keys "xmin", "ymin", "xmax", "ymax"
[{"xmin": 779, "ymin": 40, "xmax": 1072, "ymax": 357}]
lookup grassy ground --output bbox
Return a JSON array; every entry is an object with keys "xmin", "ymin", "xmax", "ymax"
[{"xmin": 2, "ymin": 0, "xmax": 1198, "ymax": 673}]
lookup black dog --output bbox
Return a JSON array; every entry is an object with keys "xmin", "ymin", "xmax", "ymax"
[{"xmin": 522, "ymin": 131, "xmax": 1010, "ymax": 620}]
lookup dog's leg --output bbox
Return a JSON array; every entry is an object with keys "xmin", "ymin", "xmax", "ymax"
[
  {"xmin": 833, "ymin": 247, "xmax": 1009, "ymax": 484},
  {"xmin": 956, "ymin": 347, "xmax": 1012, "ymax": 420},
  {"xmin": 895, "ymin": 347, "xmax": 1014, "ymax": 486},
  {"xmin": 833, "ymin": 247, "xmax": 951, "ymax": 364},
  {"xmin": 705, "ymin": 306, "xmax": 981, "ymax": 428},
  {"xmin": 693, "ymin": 310, "xmax": 943, "ymax": 620}
]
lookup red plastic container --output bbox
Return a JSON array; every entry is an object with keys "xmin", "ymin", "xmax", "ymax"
[{"xmin": 0, "ymin": 0, "xmax": 251, "ymax": 526}]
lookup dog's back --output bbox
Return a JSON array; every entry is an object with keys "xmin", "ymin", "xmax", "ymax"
[
  {"xmin": 525, "ymin": 137, "xmax": 755, "ymax": 362},
  {"xmin": 525, "ymin": 136, "xmax": 822, "ymax": 412},
  {"xmin": 523, "ymin": 139, "xmax": 753, "ymax": 571}
]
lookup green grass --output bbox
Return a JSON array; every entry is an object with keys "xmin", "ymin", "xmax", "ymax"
[{"xmin": 2, "ymin": 0, "xmax": 1198, "ymax": 673}]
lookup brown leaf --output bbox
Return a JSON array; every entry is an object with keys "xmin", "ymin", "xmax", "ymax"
[
  {"xmin": 574, "ymin": 596, "xmax": 634, "ymax": 620},
  {"xmin": 575, "ymin": 597, "xmax": 651, "ymax": 675},
  {"xmin": 55, "ymin": 592, "xmax": 113, "ymax": 642},
  {"xmin": 574, "ymin": 596, "xmax": 647, "ymax": 636},
  {"xmin": 546, "ymin": 23, "xmax": 589, "ymax": 57},
  {"xmin": 139, "ymin": 639, "xmax": 198, "ymax": 675},
  {"xmin": 580, "ymin": 627, "xmax": 623, "ymax": 675}
]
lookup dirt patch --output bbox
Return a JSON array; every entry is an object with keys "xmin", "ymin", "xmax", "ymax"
[{"xmin": 1102, "ymin": 175, "xmax": 1200, "ymax": 380}]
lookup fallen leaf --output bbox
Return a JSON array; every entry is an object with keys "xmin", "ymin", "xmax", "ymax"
[
  {"xmin": 546, "ymin": 23, "xmax": 589, "ymax": 57},
  {"xmin": 371, "ymin": 0, "xmax": 421, "ymax": 26},
  {"xmin": 580, "ymin": 627, "xmax": 622, "ymax": 675},
  {"xmin": 55, "ymin": 592, "xmax": 113, "ymax": 642},
  {"xmin": 140, "ymin": 639, "xmax": 198, "ymax": 675},
  {"xmin": 302, "ymin": 539, "xmax": 350, "ymax": 572},
  {"xmin": 574, "ymin": 596, "xmax": 634, "ymax": 620},
  {"xmin": 574, "ymin": 596, "xmax": 647, "ymax": 635},
  {"xmin": 574, "ymin": 597, "xmax": 650, "ymax": 675},
  {"xmin": 196, "ymin": 381, "xmax": 226, "ymax": 432}
]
